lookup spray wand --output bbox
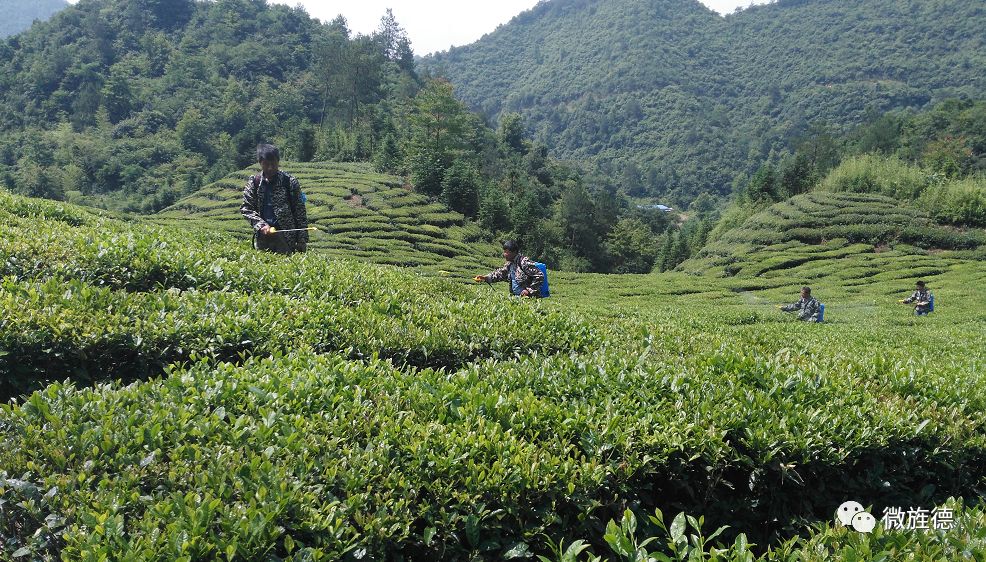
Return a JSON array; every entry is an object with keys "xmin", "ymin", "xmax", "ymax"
[{"xmin": 268, "ymin": 226, "xmax": 320, "ymax": 234}]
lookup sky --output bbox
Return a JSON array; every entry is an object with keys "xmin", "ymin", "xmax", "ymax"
[
  {"xmin": 281, "ymin": 0, "xmax": 774, "ymax": 55},
  {"xmin": 67, "ymin": 0, "xmax": 774, "ymax": 56}
]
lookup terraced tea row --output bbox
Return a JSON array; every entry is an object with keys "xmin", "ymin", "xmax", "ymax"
[
  {"xmin": 155, "ymin": 162, "xmax": 498, "ymax": 275},
  {"xmin": 684, "ymin": 192, "xmax": 986, "ymax": 296},
  {"xmin": 716, "ymin": 193, "xmax": 984, "ymax": 250},
  {"xmin": 0, "ymin": 275, "xmax": 594, "ymax": 400}
]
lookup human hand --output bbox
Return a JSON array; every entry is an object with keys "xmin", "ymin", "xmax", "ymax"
[
  {"xmin": 474, "ymin": 275, "xmax": 486, "ymax": 283},
  {"xmin": 260, "ymin": 225, "xmax": 275, "ymax": 236}
]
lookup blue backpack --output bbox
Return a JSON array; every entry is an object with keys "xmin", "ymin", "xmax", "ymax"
[
  {"xmin": 535, "ymin": 262, "xmax": 550, "ymax": 298},
  {"xmin": 509, "ymin": 262, "xmax": 550, "ymax": 297},
  {"xmin": 929, "ymin": 294, "xmax": 935, "ymax": 312},
  {"xmin": 817, "ymin": 303, "xmax": 825, "ymax": 323}
]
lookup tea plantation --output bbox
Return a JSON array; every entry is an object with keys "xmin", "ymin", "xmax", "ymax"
[
  {"xmin": 2, "ymin": 185, "xmax": 986, "ymax": 561},
  {"xmin": 683, "ymin": 191, "xmax": 986, "ymax": 291},
  {"xmin": 154, "ymin": 162, "xmax": 498, "ymax": 277}
]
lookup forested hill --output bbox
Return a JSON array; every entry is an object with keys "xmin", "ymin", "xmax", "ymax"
[
  {"xmin": 0, "ymin": 0, "xmax": 419, "ymax": 212},
  {"xmin": 423, "ymin": 0, "xmax": 986, "ymax": 203},
  {"xmin": 0, "ymin": 0, "xmax": 67, "ymax": 38}
]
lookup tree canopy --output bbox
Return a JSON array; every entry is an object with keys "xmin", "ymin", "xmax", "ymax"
[{"xmin": 0, "ymin": 0, "xmax": 419, "ymax": 211}]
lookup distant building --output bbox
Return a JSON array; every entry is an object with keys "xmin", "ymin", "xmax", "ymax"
[{"xmin": 636, "ymin": 204, "xmax": 674, "ymax": 212}]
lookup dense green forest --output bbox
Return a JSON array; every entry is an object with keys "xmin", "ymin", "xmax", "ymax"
[
  {"xmin": 726, "ymin": 98, "xmax": 986, "ymax": 221},
  {"xmin": 0, "ymin": 0, "xmax": 428, "ymax": 211},
  {"xmin": 0, "ymin": 0, "xmax": 66, "ymax": 38},
  {"xmin": 423, "ymin": 0, "xmax": 986, "ymax": 203}
]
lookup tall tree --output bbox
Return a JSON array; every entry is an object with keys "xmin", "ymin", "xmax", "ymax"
[
  {"xmin": 498, "ymin": 113, "xmax": 528, "ymax": 156},
  {"xmin": 406, "ymin": 80, "xmax": 472, "ymax": 196},
  {"xmin": 605, "ymin": 218, "xmax": 659, "ymax": 274},
  {"xmin": 376, "ymin": 8, "xmax": 414, "ymax": 71},
  {"xmin": 441, "ymin": 160, "xmax": 480, "ymax": 217},
  {"xmin": 101, "ymin": 67, "xmax": 134, "ymax": 124}
]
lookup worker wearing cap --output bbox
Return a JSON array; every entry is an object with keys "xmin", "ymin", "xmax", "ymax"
[{"xmin": 241, "ymin": 144, "xmax": 308, "ymax": 254}]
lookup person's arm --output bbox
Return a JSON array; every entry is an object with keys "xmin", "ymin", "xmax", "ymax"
[
  {"xmin": 290, "ymin": 175, "xmax": 309, "ymax": 249},
  {"xmin": 781, "ymin": 301, "xmax": 800, "ymax": 312},
  {"xmin": 903, "ymin": 291, "xmax": 917, "ymax": 304},
  {"xmin": 485, "ymin": 263, "xmax": 511, "ymax": 283},
  {"xmin": 241, "ymin": 175, "xmax": 269, "ymax": 233}
]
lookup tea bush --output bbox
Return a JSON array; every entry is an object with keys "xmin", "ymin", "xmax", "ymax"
[
  {"xmin": 560, "ymin": 500, "xmax": 986, "ymax": 561},
  {"xmin": 0, "ymin": 192, "xmax": 595, "ymax": 399},
  {"xmin": 0, "ymin": 274, "xmax": 595, "ymax": 399},
  {"xmin": 820, "ymin": 155, "xmax": 931, "ymax": 200},
  {"xmin": 2, "ymin": 188, "xmax": 985, "ymax": 560},
  {"xmin": 4, "ymin": 326, "xmax": 985, "ymax": 560}
]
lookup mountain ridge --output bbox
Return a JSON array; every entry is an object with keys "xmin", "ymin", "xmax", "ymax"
[{"xmin": 423, "ymin": 0, "xmax": 986, "ymax": 202}]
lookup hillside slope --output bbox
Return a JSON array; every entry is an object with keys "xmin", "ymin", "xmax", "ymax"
[
  {"xmin": 424, "ymin": 0, "xmax": 986, "ymax": 200},
  {"xmin": 154, "ymin": 162, "xmax": 499, "ymax": 274},
  {"xmin": 681, "ymin": 191, "xmax": 986, "ymax": 306}
]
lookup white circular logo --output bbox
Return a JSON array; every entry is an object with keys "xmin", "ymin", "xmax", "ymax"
[
  {"xmin": 837, "ymin": 501, "xmax": 865, "ymax": 526},
  {"xmin": 851, "ymin": 511, "xmax": 876, "ymax": 533}
]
